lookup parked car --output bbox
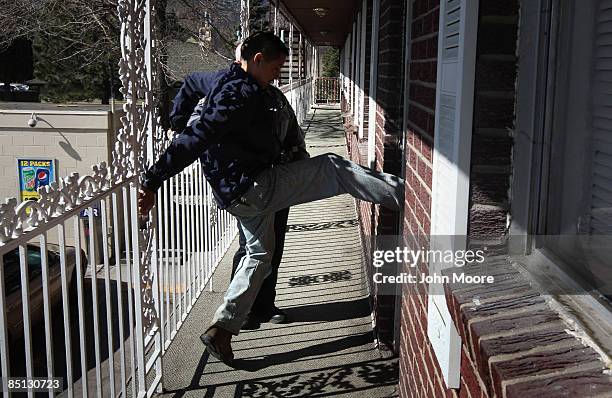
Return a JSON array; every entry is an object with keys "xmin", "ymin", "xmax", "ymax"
[
  {"xmin": 2, "ymin": 243, "xmax": 87, "ymax": 343},
  {"xmin": 8, "ymin": 83, "xmax": 30, "ymax": 92}
]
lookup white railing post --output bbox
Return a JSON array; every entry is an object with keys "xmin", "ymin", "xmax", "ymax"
[
  {"xmin": 87, "ymin": 207, "xmax": 103, "ymax": 397},
  {"xmin": 100, "ymin": 199, "xmax": 116, "ymax": 398},
  {"xmin": 73, "ymin": 216, "xmax": 88, "ymax": 397},
  {"xmin": 129, "ymin": 185, "xmax": 146, "ymax": 397},
  {"xmin": 0, "ymin": 253, "xmax": 8, "ymax": 397},
  {"xmin": 111, "ymin": 192, "xmax": 128, "ymax": 397},
  {"xmin": 38, "ymin": 231, "xmax": 55, "ymax": 398}
]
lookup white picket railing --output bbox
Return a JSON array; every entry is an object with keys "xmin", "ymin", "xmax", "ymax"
[
  {"xmin": 314, "ymin": 77, "xmax": 341, "ymax": 104},
  {"xmin": 0, "ymin": 1, "xmax": 317, "ymax": 396},
  {"xmin": 0, "ymin": 172, "xmax": 145, "ymax": 398},
  {"xmin": 155, "ymin": 161, "xmax": 237, "ymax": 352},
  {"xmin": 0, "ymin": 160, "xmax": 236, "ymax": 397}
]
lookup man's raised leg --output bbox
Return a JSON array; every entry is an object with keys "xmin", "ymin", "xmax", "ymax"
[{"xmin": 260, "ymin": 153, "xmax": 404, "ymax": 214}]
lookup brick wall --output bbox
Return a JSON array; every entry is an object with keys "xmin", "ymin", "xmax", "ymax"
[
  {"xmin": 398, "ymin": 0, "xmax": 439, "ymax": 396},
  {"xmin": 442, "ymin": 257, "xmax": 612, "ymax": 398},
  {"xmin": 371, "ymin": 0, "xmax": 407, "ymax": 349},
  {"xmin": 399, "ymin": 1, "xmax": 612, "ymax": 397},
  {"xmin": 343, "ymin": 0, "xmax": 406, "ymax": 350},
  {"xmin": 468, "ymin": 0, "xmax": 517, "ymax": 249}
]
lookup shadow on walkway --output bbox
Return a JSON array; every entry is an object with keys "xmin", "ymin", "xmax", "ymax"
[{"xmin": 157, "ymin": 108, "xmax": 399, "ymax": 398}]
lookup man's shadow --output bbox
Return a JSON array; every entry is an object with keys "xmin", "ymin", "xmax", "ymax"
[{"xmin": 281, "ymin": 297, "xmax": 371, "ymax": 322}]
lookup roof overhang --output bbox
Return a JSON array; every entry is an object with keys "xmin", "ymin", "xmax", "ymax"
[{"xmin": 278, "ymin": 0, "xmax": 359, "ymax": 47}]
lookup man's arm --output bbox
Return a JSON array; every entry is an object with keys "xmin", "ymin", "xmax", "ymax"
[
  {"xmin": 141, "ymin": 76, "xmax": 259, "ymax": 194},
  {"xmin": 169, "ymin": 71, "xmax": 219, "ymax": 132}
]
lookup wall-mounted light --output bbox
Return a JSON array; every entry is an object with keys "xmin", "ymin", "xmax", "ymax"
[
  {"xmin": 27, "ymin": 112, "xmax": 38, "ymax": 128},
  {"xmin": 313, "ymin": 7, "xmax": 328, "ymax": 17}
]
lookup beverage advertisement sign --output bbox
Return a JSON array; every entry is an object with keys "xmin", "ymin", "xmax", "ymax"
[{"xmin": 17, "ymin": 158, "xmax": 56, "ymax": 203}]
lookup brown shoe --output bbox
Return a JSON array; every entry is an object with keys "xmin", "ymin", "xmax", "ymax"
[{"xmin": 200, "ymin": 326, "xmax": 234, "ymax": 364}]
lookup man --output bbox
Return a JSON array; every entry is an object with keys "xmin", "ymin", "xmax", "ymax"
[
  {"xmin": 138, "ymin": 31, "xmax": 404, "ymax": 364},
  {"xmin": 170, "ymin": 47, "xmax": 306, "ymax": 327}
]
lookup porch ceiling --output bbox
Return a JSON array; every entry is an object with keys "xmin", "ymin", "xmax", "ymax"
[{"xmin": 280, "ymin": 0, "xmax": 359, "ymax": 47}]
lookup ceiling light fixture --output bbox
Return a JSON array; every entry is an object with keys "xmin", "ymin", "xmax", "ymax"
[
  {"xmin": 313, "ymin": 7, "xmax": 328, "ymax": 17},
  {"xmin": 320, "ymin": 31, "xmax": 329, "ymax": 36}
]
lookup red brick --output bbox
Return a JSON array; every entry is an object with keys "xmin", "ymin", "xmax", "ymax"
[
  {"xmin": 418, "ymin": 160, "xmax": 433, "ymax": 188},
  {"xmin": 421, "ymin": 138, "xmax": 433, "ymax": 162},
  {"xmin": 477, "ymin": 327, "xmax": 578, "ymax": 388},
  {"xmin": 457, "ymin": 377, "xmax": 471, "ymax": 398},
  {"xmin": 422, "ymin": 219, "xmax": 431, "ymax": 235},
  {"xmin": 450, "ymin": 279, "xmax": 533, "ymax": 307},
  {"xmin": 409, "ymin": 147, "xmax": 418, "ymax": 169},
  {"xmin": 461, "ymin": 347, "xmax": 485, "ymax": 398},
  {"xmin": 425, "ymin": 343, "xmax": 444, "ymax": 388},
  {"xmin": 469, "ymin": 307, "xmax": 561, "ymax": 357},
  {"xmin": 505, "ymin": 368, "xmax": 612, "ymax": 398},
  {"xmin": 491, "ymin": 345, "xmax": 601, "ymax": 398},
  {"xmin": 460, "ymin": 292, "xmax": 545, "ymax": 320},
  {"xmin": 417, "ymin": 185, "xmax": 431, "ymax": 213}
]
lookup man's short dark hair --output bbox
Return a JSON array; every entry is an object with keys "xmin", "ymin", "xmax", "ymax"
[{"xmin": 240, "ymin": 31, "xmax": 289, "ymax": 61}]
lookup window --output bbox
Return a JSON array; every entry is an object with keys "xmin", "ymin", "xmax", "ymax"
[{"xmin": 535, "ymin": 0, "xmax": 612, "ymax": 302}]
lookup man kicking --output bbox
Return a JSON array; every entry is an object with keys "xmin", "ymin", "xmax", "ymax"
[
  {"xmin": 169, "ymin": 41, "xmax": 307, "ymax": 329},
  {"xmin": 138, "ymin": 31, "xmax": 404, "ymax": 364}
]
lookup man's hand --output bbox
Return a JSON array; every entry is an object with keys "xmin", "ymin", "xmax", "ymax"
[{"xmin": 138, "ymin": 187, "xmax": 156, "ymax": 216}]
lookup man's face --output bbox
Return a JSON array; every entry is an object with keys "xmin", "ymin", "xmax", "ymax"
[{"xmin": 249, "ymin": 53, "xmax": 286, "ymax": 87}]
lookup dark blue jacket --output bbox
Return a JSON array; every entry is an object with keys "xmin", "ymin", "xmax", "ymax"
[{"xmin": 142, "ymin": 62, "xmax": 305, "ymax": 209}]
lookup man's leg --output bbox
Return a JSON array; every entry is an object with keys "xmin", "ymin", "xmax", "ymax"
[
  {"xmin": 231, "ymin": 221, "xmax": 246, "ymax": 278},
  {"xmin": 211, "ymin": 211, "xmax": 277, "ymax": 334},
  {"xmin": 202, "ymin": 211, "xmax": 276, "ymax": 363},
  {"xmin": 231, "ymin": 208, "xmax": 289, "ymax": 325},
  {"xmin": 248, "ymin": 153, "xmax": 404, "ymax": 215},
  {"xmin": 204, "ymin": 153, "xmax": 402, "ymax": 361},
  {"xmin": 251, "ymin": 207, "xmax": 290, "ymax": 320}
]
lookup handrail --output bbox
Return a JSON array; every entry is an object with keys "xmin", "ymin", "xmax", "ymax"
[{"xmin": 280, "ymin": 76, "xmax": 313, "ymax": 94}]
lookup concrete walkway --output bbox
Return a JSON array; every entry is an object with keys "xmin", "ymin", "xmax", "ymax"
[{"xmin": 156, "ymin": 107, "xmax": 399, "ymax": 398}]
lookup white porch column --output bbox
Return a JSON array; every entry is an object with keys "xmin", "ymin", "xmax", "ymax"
[
  {"xmin": 359, "ymin": 2, "xmax": 367, "ymax": 138},
  {"xmin": 240, "ymin": 0, "xmax": 250, "ymax": 40},
  {"xmin": 298, "ymin": 33, "xmax": 303, "ymax": 81},
  {"xmin": 351, "ymin": 20, "xmax": 360, "ymax": 120},
  {"xmin": 351, "ymin": 20, "xmax": 357, "ymax": 120},
  {"xmin": 273, "ymin": 1, "xmax": 278, "ymax": 35},
  {"xmin": 344, "ymin": 35, "xmax": 351, "ymax": 104},
  {"xmin": 368, "ymin": 0, "xmax": 381, "ymax": 168}
]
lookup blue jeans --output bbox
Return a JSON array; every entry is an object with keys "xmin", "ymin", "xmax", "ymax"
[
  {"xmin": 230, "ymin": 207, "xmax": 290, "ymax": 313},
  {"xmin": 212, "ymin": 153, "xmax": 404, "ymax": 334}
]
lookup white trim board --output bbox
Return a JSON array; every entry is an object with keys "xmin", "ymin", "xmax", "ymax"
[{"xmin": 427, "ymin": 0, "xmax": 479, "ymax": 389}]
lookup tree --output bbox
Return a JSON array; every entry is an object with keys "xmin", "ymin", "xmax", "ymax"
[
  {"xmin": 321, "ymin": 47, "xmax": 339, "ymax": 78},
  {"xmin": 0, "ymin": 0, "xmax": 243, "ymax": 104},
  {"xmin": 0, "ymin": 0, "xmax": 122, "ymax": 103}
]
